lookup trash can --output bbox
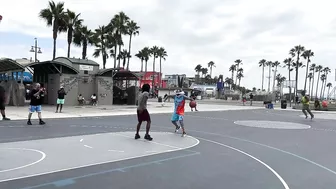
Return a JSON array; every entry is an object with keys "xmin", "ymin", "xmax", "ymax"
[
  {"xmin": 281, "ymin": 100, "xmax": 287, "ymax": 109},
  {"xmin": 158, "ymin": 96, "xmax": 162, "ymax": 103}
]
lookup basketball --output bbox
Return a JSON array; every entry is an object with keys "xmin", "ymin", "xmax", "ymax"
[{"xmin": 189, "ymin": 101, "xmax": 196, "ymax": 108}]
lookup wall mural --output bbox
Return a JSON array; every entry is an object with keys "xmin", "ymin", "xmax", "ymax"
[
  {"xmin": 98, "ymin": 78, "xmax": 113, "ymax": 93},
  {"xmin": 60, "ymin": 76, "xmax": 78, "ymax": 93}
]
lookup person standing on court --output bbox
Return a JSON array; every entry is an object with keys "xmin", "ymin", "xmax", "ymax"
[
  {"xmin": 56, "ymin": 86, "xmax": 66, "ymax": 113},
  {"xmin": 27, "ymin": 83, "xmax": 46, "ymax": 125},
  {"xmin": 0, "ymin": 85, "xmax": 10, "ymax": 120},
  {"xmin": 301, "ymin": 91, "xmax": 314, "ymax": 119},
  {"xmin": 135, "ymin": 84, "xmax": 153, "ymax": 141}
]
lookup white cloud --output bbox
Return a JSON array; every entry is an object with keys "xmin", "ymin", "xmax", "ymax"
[{"xmin": 0, "ymin": 0, "xmax": 336, "ymax": 91}]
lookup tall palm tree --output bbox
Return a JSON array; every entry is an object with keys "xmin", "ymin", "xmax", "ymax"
[
  {"xmin": 237, "ymin": 68, "xmax": 244, "ymax": 86},
  {"xmin": 320, "ymin": 74, "xmax": 326, "ymax": 99},
  {"xmin": 301, "ymin": 50, "xmax": 314, "ymax": 92},
  {"xmin": 142, "ymin": 47, "xmax": 151, "ymax": 73},
  {"xmin": 289, "ymin": 45, "xmax": 305, "ymax": 98},
  {"xmin": 73, "ymin": 25, "xmax": 94, "ymax": 59},
  {"xmin": 229, "ymin": 64, "xmax": 236, "ymax": 90},
  {"xmin": 272, "ymin": 61, "xmax": 281, "ymax": 92},
  {"xmin": 309, "ymin": 63, "xmax": 316, "ymax": 97},
  {"xmin": 108, "ymin": 32, "xmax": 123, "ymax": 68},
  {"xmin": 234, "ymin": 59, "xmax": 243, "ymax": 85},
  {"xmin": 64, "ymin": 9, "xmax": 82, "ymax": 58},
  {"xmin": 126, "ymin": 20, "xmax": 140, "ymax": 70},
  {"xmin": 307, "ymin": 72, "xmax": 313, "ymax": 96},
  {"xmin": 315, "ymin": 65, "xmax": 323, "ymax": 99},
  {"xmin": 327, "ymin": 83, "xmax": 333, "ymax": 99},
  {"xmin": 283, "ymin": 58, "xmax": 294, "ymax": 106},
  {"xmin": 208, "ymin": 61, "xmax": 215, "ymax": 77},
  {"xmin": 201, "ymin": 68, "xmax": 208, "ymax": 78},
  {"xmin": 150, "ymin": 46, "xmax": 159, "ymax": 88},
  {"xmin": 195, "ymin": 64, "xmax": 202, "ymax": 75},
  {"xmin": 266, "ymin": 61, "xmax": 273, "ymax": 92},
  {"xmin": 118, "ymin": 49, "xmax": 131, "ymax": 68},
  {"xmin": 92, "ymin": 25, "xmax": 109, "ymax": 69},
  {"xmin": 39, "ymin": 0, "xmax": 67, "ymax": 59},
  {"xmin": 258, "ymin": 59, "xmax": 267, "ymax": 91},
  {"xmin": 110, "ymin": 12, "xmax": 130, "ymax": 68},
  {"xmin": 135, "ymin": 50, "xmax": 144, "ymax": 72},
  {"xmin": 157, "ymin": 47, "xmax": 167, "ymax": 87},
  {"xmin": 322, "ymin": 67, "xmax": 331, "ymax": 98}
]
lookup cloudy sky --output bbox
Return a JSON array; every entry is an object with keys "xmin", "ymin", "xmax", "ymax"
[{"xmin": 0, "ymin": 0, "xmax": 335, "ymax": 90}]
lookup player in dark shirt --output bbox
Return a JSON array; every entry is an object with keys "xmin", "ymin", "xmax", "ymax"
[
  {"xmin": 0, "ymin": 86, "xmax": 10, "ymax": 120},
  {"xmin": 27, "ymin": 83, "xmax": 46, "ymax": 125},
  {"xmin": 56, "ymin": 87, "xmax": 66, "ymax": 113}
]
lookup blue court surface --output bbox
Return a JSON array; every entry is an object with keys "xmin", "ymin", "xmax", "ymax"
[{"xmin": 0, "ymin": 108, "xmax": 335, "ymax": 189}]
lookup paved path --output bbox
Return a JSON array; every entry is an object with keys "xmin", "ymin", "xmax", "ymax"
[{"xmin": 0, "ymin": 108, "xmax": 336, "ymax": 188}]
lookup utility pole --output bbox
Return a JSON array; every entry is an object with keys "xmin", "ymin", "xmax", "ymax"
[{"xmin": 29, "ymin": 38, "xmax": 42, "ymax": 62}]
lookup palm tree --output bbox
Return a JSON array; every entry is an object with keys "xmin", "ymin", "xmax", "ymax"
[
  {"xmin": 117, "ymin": 49, "xmax": 131, "ymax": 68},
  {"xmin": 39, "ymin": 0, "xmax": 67, "ymax": 59},
  {"xmin": 289, "ymin": 45, "xmax": 305, "ymax": 98},
  {"xmin": 320, "ymin": 74, "xmax": 326, "ymax": 99},
  {"xmin": 126, "ymin": 20, "xmax": 140, "ymax": 70},
  {"xmin": 92, "ymin": 25, "xmax": 109, "ymax": 69},
  {"xmin": 135, "ymin": 50, "xmax": 144, "ymax": 72},
  {"xmin": 208, "ymin": 61, "xmax": 215, "ymax": 77},
  {"xmin": 150, "ymin": 46, "xmax": 159, "ymax": 88},
  {"xmin": 307, "ymin": 72, "xmax": 313, "ymax": 96},
  {"xmin": 229, "ymin": 64, "xmax": 236, "ymax": 90},
  {"xmin": 64, "ymin": 9, "xmax": 82, "ymax": 58},
  {"xmin": 315, "ymin": 65, "xmax": 323, "ymax": 98},
  {"xmin": 73, "ymin": 25, "xmax": 94, "ymax": 59},
  {"xmin": 266, "ymin": 61, "xmax": 273, "ymax": 92},
  {"xmin": 327, "ymin": 83, "xmax": 333, "ymax": 99},
  {"xmin": 201, "ymin": 68, "xmax": 208, "ymax": 79},
  {"xmin": 142, "ymin": 47, "xmax": 151, "ymax": 73},
  {"xmin": 157, "ymin": 47, "xmax": 168, "ymax": 87},
  {"xmin": 309, "ymin": 63, "xmax": 316, "ymax": 97},
  {"xmin": 272, "ymin": 61, "xmax": 281, "ymax": 92},
  {"xmin": 237, "ymin": 68, "xmax": 244, "ymax": 86},
  {"xmin": 234, "ymin": 59, "xmax": 243, "ymax": 85},
  {"xmin": 110, "ymin": 12, "xmax": 130, "ymax": 68},
  {"xmin": 258, "ymin": 59, "xmax": 267, "ymax": 91},
  {"xmin": 322, "ymin": 67, "xmax": 331, "ymax": 98},
  {"xmin": 195, "ymin": 64, "xmax": 202, "ymax": 76},
  {"xmin": 301, "ymin": 50, "xmax": 314, "ymax": 92}
]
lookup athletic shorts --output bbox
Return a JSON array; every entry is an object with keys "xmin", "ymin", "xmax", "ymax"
[
  {"xmin": 171, "ymin": 113, "xmax": 183, "ymax": 121},
  {"xmin": 57, "ymin": 99, "xmax": 65, "ymax": 104},
  {"xmin": 137, "ymin": 109, "xmax": 151, "ymax": 122},
  {"xmin": 29, "ymin": 105, "xmax": 42, "ymax": 113}
]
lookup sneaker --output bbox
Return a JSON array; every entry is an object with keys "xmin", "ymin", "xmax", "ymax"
[
  {"xmin": 181, "ymin": 132, "xmax": 187, "ymax": 137},
  {"xmin": 311, "ymin": 115, "xmax": 314, "ymax": 120},
  {"xmin": 175, "ymin": 126, "xmax": 181, "ymax": 133},
  {"xmin": 27, "ymin": 120, "xmax": 32, "ymax": 125},
  {"xmin": 144, "ymin": 134, "xmax": 153, "ymax": 141},
  {"xmin": 39, "ymin": 120, "xmax": 46, "ymax": 125},
  {"xmin": 135, "ymin": 134, "xmax": 140, "ymax": 139},
  {"xmin": 2, "ymin": 117, "xmax": 10, "ymax": 121},
  {"xmin": 305, "ymin": 116, "xmax": 308, "ymax": 119}
]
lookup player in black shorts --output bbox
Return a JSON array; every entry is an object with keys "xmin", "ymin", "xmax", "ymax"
[{"xmin": 0, "ymin": 85, "xmax": 10, "ymax": 120}]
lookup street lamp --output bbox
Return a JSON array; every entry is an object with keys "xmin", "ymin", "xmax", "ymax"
[{"xmin": 29, "ymin": 38, "xmax": 42, "ymax": 62}]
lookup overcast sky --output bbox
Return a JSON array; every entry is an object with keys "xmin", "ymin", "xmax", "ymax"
[{"xmin": 0, "ymin": 0, "xmax": 335, "ymax": 90}]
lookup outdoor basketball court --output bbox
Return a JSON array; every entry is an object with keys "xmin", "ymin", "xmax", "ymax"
[{"xmin": 0, "ymin": 108, "xmax": 335, "ymax": 189}]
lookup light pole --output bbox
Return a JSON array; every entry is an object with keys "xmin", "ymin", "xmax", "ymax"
[{"xmin": 29, "ymin": 38, "xmax": 42, "ymax": 62}]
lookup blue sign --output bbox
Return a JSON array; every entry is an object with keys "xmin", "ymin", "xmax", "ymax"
[{"xmin": 12, "ymin": 72, "xmax": 33, "ymax": 82}]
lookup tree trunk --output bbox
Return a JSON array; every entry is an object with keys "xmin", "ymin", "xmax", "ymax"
[
  {"xmin": 322, "ymin": 75, "xmax": 328, "ymax": 98},
  {"xmin": 235, "ymin": 65, "xmax": 239, "ymax": 85},
  {"xmin": 82, "ymin": 40, "xmax": 87, "ymax": 59},
  {"xmin": 272, "ymin": 66, "xmax": 277, "ymax": 92},
  {"xmin": 327, "ymin": 87, "xmax": 331, "ymax": 99},
  {"xmin": 67, "ymin": 28, "xmax": 73, "ymax": 58},
  {"xmin": 210, "ymin": 66, "xmax": 212, "ymax": 78},
  {"xmin": 303, "ymin": 59, "xmax": 310, "ymax": 92},
  {"xmin": 315, "ymin": 72, "xmax": 320, "ymax": 98},
  {"xmin": 288, "ymin": 66, "xmax": 292, "ymax": 107},
  {"xmin": 295, "ymin": 53, "xmax": 300, "ymax": 103},
  {"xmin": 261, "ymin": 66, "xmax": 264, "ymax": 91},
  {"xmin": 231, "ymin": 71, "xmax": 234, "ymax": 90},
  {"xmin": 159, "ymin": 57, "xmax": 162, "ymax": 87},
  {"xmin": 311, "ymin": 72, "xmax": 315, "ymax": 98},
  {"xmin": 126, "ymin": 35, "xmax": 132, "ymax": 70},
  {"xmin": 113, "ymin": 45, "xmax": 117, "ymax": 68},
  {"xmin": 320, "ymin": 80, "xmax": 324, "ymax": 99},
  {"xmin": 118, "ymin": 45, "xmax": 122, "ymax": 68},
  {"xmin": 308, "ymin": 79, "xmax": 311, "ymax": 97},
  {"xmin": 140, "ymin": 59, "xmax": 143, "ymax": 72},
  {"xmin": 268, "ymin": 65, "xmax": 271, "ymax": 92},
  {"xmin": 152, "ymin": 57, "xmax": 156, "ymax": 89},
  {"xmin": 103, "ymin": 52, "xmax": 106, "ymax": 69},
  {"xmin": 52, "ymin": 21, "xmax": 58, "ymax": 60}
]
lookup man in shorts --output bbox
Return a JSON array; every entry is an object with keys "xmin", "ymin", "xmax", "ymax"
[
  {"xmin": 0, "ymin": 85, "xmax": 10, "ymax": 120},
  {"xmin": 27, "ymin": 83, "xmax": 46, "ymax": 125},
  {"xmin": 301, "ymin": 92, "xmax": 314, "ymax": 119},
  {"xmin": 135, "ymin": 84, "xmax": 153, "ymax": 141},
  {"xmin": 56, "ymin": 86, "xmax": 66, "ymax": 113},
  {"xmin": 163, "ymin": 89, "xmax": 194, "ymax": 137}
]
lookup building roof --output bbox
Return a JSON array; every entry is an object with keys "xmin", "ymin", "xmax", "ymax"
[
  {"xmin": 55, "ymin": 57, "xmax": 99, "ymax": 66},
  {"xmin": 0, "ymin": 58, "xmax": 25, "ymax": 73},
  {"xmin": 25, "ymin": 60, "xmax": 79, "ymax": 74},
  {"xmin": 97, "ymin": 69, "xmax": 139, "ymax": 80}
]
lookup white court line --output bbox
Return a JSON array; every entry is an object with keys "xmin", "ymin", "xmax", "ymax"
[
  {"xmin": 83, "ymin": 145, "xmax": 93, "ymax": 149},
  {"xmin": 80, "ymin": 139, "xmax": 83, "ymax": 142},
  {"xmin": 198, "ymin": 137, "xmax": 290, "ymax": 189},
  {"xmin": 108, "ymin": 150, "xmax": 124, "ymax": 153},
  {"xmin": 0, "ymin": 148, "xmax": 46, "ymax": 173},
  {"xmin": 0, "ymin": 132, "xmax": 200, "ymax": 183},
  {"xmin": 111, "ymin": 132, "xmax": 189, "ymax": 150}
]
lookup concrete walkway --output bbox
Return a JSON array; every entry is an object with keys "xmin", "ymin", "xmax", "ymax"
[{"xmin": 2, "ymin": 102, "xmax": 264, "ymax": 120}]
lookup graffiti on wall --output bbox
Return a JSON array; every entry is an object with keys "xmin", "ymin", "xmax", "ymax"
[
  {"xmin": 60, "ymin": 76, "xmax": 78, "ymax": 93},
  {"xmin": 98, "ymin": 78, "xmax": 113, "ymax": 92}
]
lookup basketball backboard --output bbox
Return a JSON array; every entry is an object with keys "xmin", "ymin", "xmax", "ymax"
[{"xmin": 282, "ymin": 80, "xmax": 296, "ymax": 88}]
